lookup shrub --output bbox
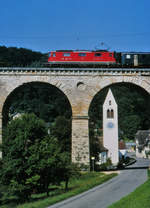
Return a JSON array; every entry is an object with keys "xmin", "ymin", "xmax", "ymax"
[{"xmin": 96, "ymin": 158, "xmax": 112, "ymax": 171}]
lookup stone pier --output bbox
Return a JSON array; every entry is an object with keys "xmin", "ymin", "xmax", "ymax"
[{"xmin": 72, "ymin": 116, "xmax": 90, "ymax": 166}]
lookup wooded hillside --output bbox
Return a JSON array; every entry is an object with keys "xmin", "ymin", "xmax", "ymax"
[{"xmin": 0, "ymin": 46, "xmax": 46, "ymax": 67}]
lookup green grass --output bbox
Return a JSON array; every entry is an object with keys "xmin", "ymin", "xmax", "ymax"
[
  {"xmin": 0, "ymin": 172, "xmax": 117, "ymax": 208},
  {"xmin": 109, "ymin": 170, "xmax": 150, "ymax": 208}
]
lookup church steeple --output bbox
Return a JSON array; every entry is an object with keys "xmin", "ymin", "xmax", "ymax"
[{"xmin": 103, "ymin": 89, "xmax": 119, "ymax": 164}]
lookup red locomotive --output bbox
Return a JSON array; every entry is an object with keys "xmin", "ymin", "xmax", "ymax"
[{"xmin": 48, "ymin": 50, "xmax": 116, "ymax": 65}]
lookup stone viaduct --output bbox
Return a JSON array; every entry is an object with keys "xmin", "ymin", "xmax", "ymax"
[{"xmin": 0, "ymin": 67, "xmax": 150, "ymax": 166}]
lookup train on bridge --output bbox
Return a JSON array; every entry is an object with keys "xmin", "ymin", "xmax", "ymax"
[{"xmin": 48, "ymin": 50, "xmax": 150, "ymax": 67}]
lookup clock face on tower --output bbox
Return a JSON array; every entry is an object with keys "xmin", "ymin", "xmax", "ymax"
[{"xmin": 107, "ymin": 122, "xmax": 114, "ymax": 128}]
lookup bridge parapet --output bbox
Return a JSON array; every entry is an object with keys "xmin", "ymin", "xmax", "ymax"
[{"xmin": 0, "ymin": 67, "xmax": 150, "ymax": 76}]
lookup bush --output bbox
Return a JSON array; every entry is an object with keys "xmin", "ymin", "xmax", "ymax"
[{"xmin": 96, "ymin": 158, "xmax": 113, "ymax": 171}]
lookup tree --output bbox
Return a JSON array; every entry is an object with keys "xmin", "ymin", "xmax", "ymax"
[
  {"xmin": 1, "ymin": 113, "xmax": 77, "ymax": 202},
  {"xmin": 50, "ymin": 116, "xmax": 71, "ymax": 152},
  {"xmin": 29, "ymin": 135, "xmax": 64, "ymax": 196},
  {"xmin": 55, "ymin": 152, "xmax": 80, "ymax": 191},
  {"xmin": 1, "ymin": 113, "xmax": 48, "ymax": 201},
  {"xmin": 35, "ymin": 139, "xmax": 80, "ymax": 195}
]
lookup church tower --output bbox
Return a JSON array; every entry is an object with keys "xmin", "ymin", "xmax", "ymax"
[{"xmin": 103, "ymin": 89, "xmax": 119, "ymax": 164}]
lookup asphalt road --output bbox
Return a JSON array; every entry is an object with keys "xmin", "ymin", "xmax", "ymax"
[{"xmin": 47, "ymin": 158, "xmax": 150, "ymax": 208}]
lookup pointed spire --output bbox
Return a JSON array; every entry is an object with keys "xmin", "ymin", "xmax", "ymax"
[{"xmin": 103, "ymin": 88, "xmax": 117, "ymax": 107}]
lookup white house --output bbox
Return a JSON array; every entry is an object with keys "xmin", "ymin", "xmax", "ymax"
[{"xmin": 135, "ymin": 130, "xmax": 150, "ymax": 158}]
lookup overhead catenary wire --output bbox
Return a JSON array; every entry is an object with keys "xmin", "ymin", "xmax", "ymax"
[{"xmin": 0, "ymin": 32, "xmax": 150, "ymax": 40}]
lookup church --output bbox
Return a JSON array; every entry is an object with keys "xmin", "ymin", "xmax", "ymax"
[{"xmin": 102, "ymin": 89, "xmax": 119, "ymax": 165}]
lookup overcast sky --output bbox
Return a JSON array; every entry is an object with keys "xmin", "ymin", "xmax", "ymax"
[{"xmin": 0, "ymin": 0, "xmax": 150, "ymax": 53}]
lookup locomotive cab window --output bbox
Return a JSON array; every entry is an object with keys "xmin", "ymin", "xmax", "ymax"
[
  {"xmin": 52, "ymin": 53, "xmax": 56, "ymax": 57},
  {"xmin": 78, "ymin": 53, "xmax": 86, "ymax": 57},
  {"xmin": 63, "ymin": 53, "xmax": 71, "ymax": 57},
  {"xmin": 48, "ymin": 52, "xmax": 51, "ymax": 57},
  {"xmin": 95, "ymin": 53, "xmax": 101, "ymax": 57},
  {"xmin": 109, "ymin": 53, "xmax": 112, "ymax": 57}
]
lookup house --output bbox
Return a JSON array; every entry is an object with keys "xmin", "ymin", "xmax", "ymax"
[
  {"xmin": 96, "ymin": 136, "xmax": 108, "ymax": 165},
  {"xmin": 135, "ymin": 130, "xmax": 150, "ymax": 158},
  {"xmin": 98, "ymin": 145, "xmax": 108, "ymax": 165},
  {"xmin": 12, "ymin": 112, "xmax": 23, "ymax": 120},
  {"xmin": 119, "ymin": 140, "xmax": 127, "ymax": 160},
  {"xmin": 125, "ymin": 142, "xmax": 136, "ymax": 152}
]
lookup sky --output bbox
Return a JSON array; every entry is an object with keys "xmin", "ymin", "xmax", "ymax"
[{"xmin": 0, "ymin": 0, "xmax": 150, "ymax": 53}]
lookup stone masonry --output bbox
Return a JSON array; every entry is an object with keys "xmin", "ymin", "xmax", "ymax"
[{"xmin": 0, "ymin": 68, "xmax": 150, "ymax": 166}]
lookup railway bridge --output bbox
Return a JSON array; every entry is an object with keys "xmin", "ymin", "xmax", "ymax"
[{"xmin": 0, "ymin": 67, "xmax": 150, "ymax": 166}]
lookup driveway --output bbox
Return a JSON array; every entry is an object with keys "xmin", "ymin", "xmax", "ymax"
[{"xmin": 47, "ymin": 158, "xmax": 150, "ymax": 208}]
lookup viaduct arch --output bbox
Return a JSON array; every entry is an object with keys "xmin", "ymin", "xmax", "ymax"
[{"xmin": 0, "ymin": 68, "xmax": 150, "ymax": 166}]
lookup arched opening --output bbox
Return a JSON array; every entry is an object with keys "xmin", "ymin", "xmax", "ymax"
[
  {"xmin": 107, "ymin": 109, "xmax": 114, "ymax": 119},
  {"xmin": 2, "ymin": 81, "xmax": 72, "ymax": 152},
  {"xmin": 107, "ymin": 109, "xmax": 110, "ymax": 118},
  {"xmin": 110, "ymin": 109, "xmax": 114, "ymax": 118},
  {"xmin": 88, "ymin": 82, "xmax": 150, "ymax": 165}
]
